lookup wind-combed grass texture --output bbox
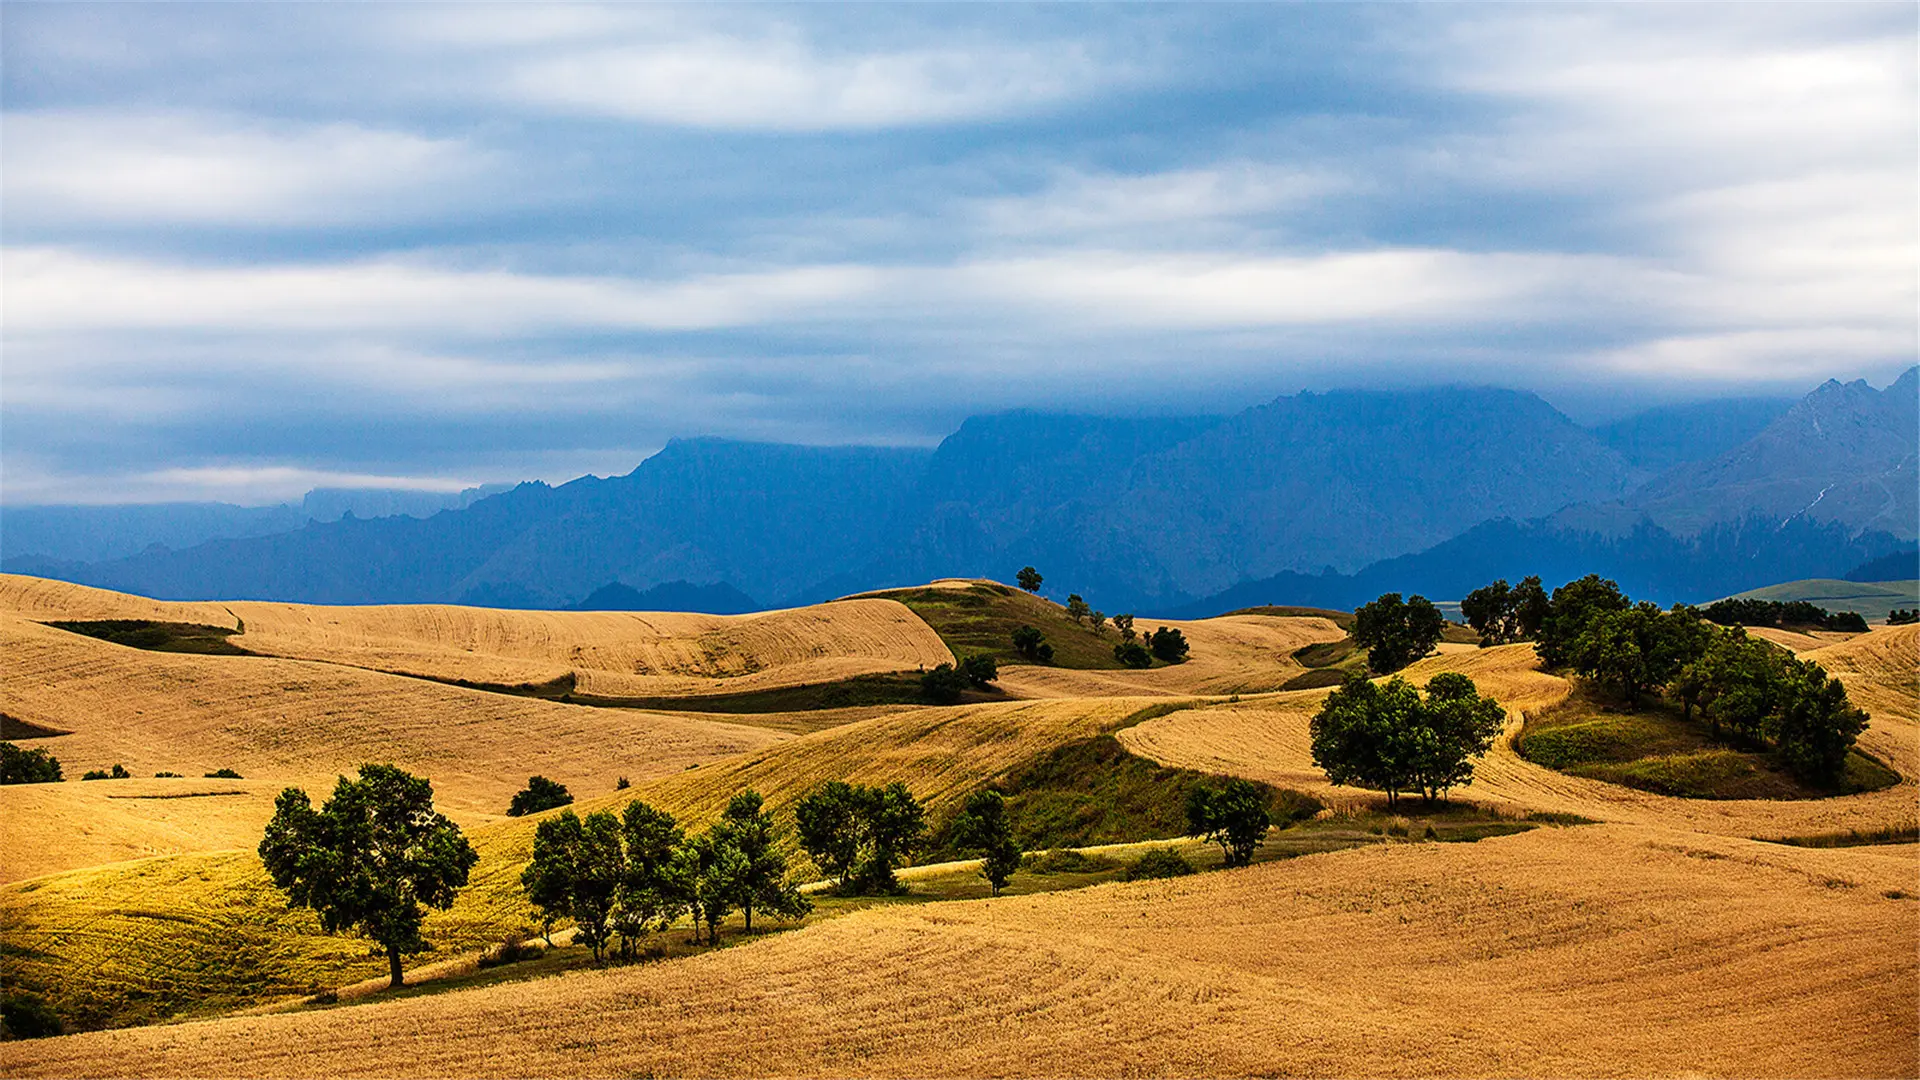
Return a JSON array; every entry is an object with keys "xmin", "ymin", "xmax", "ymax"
[
  {"xmin": 5, "ymin": 825, "xmax": 1912, "ymax": 1078},
  {"xmin": 0, "ymin": 574, "xmax": 956, "ymax": 698}
]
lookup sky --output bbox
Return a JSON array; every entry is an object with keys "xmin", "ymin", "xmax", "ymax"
[{"xmin": 2, "ymin": 2, "xmax": 1915, "ymax": 505}]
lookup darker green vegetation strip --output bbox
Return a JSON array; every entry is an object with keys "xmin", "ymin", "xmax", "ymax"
[
  {"xmin": 845, "ymin": 581, "xmax": 1141, "ymax": 670},
  {"xmin": 928, "ymin": 735, "xmax": 1323, "ymax": 857},
  {"xmin": 1756, "ymin": 824, "xmax": 1920, "ymax": 848},
  {"xmin": 390, "ymin": 668, "xmax": 1003, "ymax": 714},
  {"xmin": 1222, "ymin": 605, "xmax": 1356, "ymax": 630},
  {"xmin": 1281, "ymin": 635, "xmax": 1368, "ymax": 691},
  {"xmin": 42, "ymin": 619, "xmax": 251, "ymax": 656},
  {"xmin": 1517, "ymin": 686, "xmax": 1899, "ymax": 800}
]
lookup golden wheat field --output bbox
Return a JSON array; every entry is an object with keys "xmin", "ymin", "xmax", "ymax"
[
  {"xmin": 2, "ymin": 575, "xmax": 1917, "ymax": 1077},
  {"xmin": 4, "ymin": 824, "xmax": 1913, "ymax": 1079}
]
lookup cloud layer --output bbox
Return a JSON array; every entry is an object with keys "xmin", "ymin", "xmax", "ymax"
[{"xmin": 2, "ymin": 3, "xmax": 1913, "ymax": 503}]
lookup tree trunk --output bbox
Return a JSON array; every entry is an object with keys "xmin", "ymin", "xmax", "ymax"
[
  {"xmin": 386, "ymin": 943, "xmax": 404, "ymax": 989},
  {"xmin": 744, "ymin": 899, "xmax": 753, "ymax": 935}
]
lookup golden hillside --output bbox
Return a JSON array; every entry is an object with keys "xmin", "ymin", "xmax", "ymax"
[
  {"xmin": 0, "ymin": 574, "xmax": 956, "ymax": 696},
  {"xmin": 5, "ymin": 824, "xmax": 1911, "ymax": 1078}
]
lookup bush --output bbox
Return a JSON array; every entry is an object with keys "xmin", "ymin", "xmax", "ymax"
[
  {"xmin": 205, "ymin": 768, "xmax": 243, "ymax": 779},
  {"xmin": 1011, "ymin": 625, "xmax": 1054, "ymax": 663},
  {"xmin": 1889, "ymin": 609, "xmax": 1918, "ymax": 626},
  {"xmin": 959, "ymin": 654, "xmax": 999, "ymax": 689},
  {"xmin": 1021, "ymin": 847, "xmax": 1116, "ymax": 874},
  {"xmin": 1, "ymin": 991, "xmax": 63, "ymax": 1038},
  {"xmin": 507, "ymin": 775, "xmax": 574, "ymax": 817},
  {"xmin": 1112, "ymin": 641, "xmax": 1153, "ymax": 668},
  {"xmin": 920, "ymin": 663, "xmax": 969, "ymax": 704},
  {"xmin": 82, "ymin": 764, "xmax": 131, "ymax": 781},
  {"xmin": 1147, "ymin": 626, "xmax": 1190, "ymax": 664},
  {"xmin": 155, "ymin": 771, "xmax": 182, "ymax": 778},
  {"xmin": 0, "ymin": 742, "xmax": 62, "ymax": 784},
  {"xmin": 615, "ymin": 776, "xmax": 631, "ymax": 790},
  {"xmin": 1124, "ymin": 848, "xmax": 1195, "ymax": 881}
]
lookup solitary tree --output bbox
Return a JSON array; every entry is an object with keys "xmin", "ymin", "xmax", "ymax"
[
  {"xmin": 1184, "ymin": 779, "xmax": 1271, "ymax": 867},
  {"xmin": 507, "ymin": 775, "xmax": 574, "ymax": 817},
  {"xmin": 1310, "ymin": 674, "xmax": 1504, "ymax": 808},
  {"xmin": 1352, "ymin": 593, "xmax": 1445, "ymax": 673},
  {"xmin": 1148, "ymin": 626, "xmax": 1190, "ymax": 663},
  {"xmin": 1016, "ymin": 567, "xmax": 1044, "ymax": 593},
  {"xmin": 1066, "ymin": 594, "xmax": 1091, "ymax": 624},
  {"xmin": 720, "ymin": 790, "xmax": 811, "ymax": 933},
  {"xmin": 949, "ymin": 789, "xmax": 1021, "ymax": 895},
  {"xmin": 259, "ymin": 763, "xmax": 478, "ymax": 988}
]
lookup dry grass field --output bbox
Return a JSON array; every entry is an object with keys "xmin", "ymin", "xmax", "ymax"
[
  {"xmin": 2, "ymin": 575, "xmax": 1916, "ymax": 1076},
  {"xmin": 4, "ymin": 824, "xmax": 1912, "ymax": 1078},
  {"xmin": 0, "ymin": 574, "xmax": 955, "ymax": 697}
]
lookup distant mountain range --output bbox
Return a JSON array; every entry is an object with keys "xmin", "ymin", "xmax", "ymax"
[{"xmin": 5, "ymin": 369, "xmax": 1913, "ymax": 613}]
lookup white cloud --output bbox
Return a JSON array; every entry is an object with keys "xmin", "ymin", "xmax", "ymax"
[
  {"xmin": 1, "ymin": 111, "xmax": 487, "ymax": 227},
  {"xmin": 972, "ymin": 164, "xmax": 1345, "ymax": 242},
  {"xmin": 500, "ymin": 27, "xmax": 1108, "ymax": 130}
]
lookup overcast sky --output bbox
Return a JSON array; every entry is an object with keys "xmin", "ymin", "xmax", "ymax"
[{"xmin": 2, "ymin": 3, "xmax": 1914, "ymax": 505}]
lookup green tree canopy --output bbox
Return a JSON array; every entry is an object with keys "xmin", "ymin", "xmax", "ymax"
[
  {"xmin": 1536, "ymin": 574, "xmax": 1629, "ymax": 668},
  {"xmin": 1184, "ymin": 779, "xmax": 1271, "ymax": 868},
  {"xmin": 1309, "ymin": 674, "xmax": 1505, "ymax": 807},
  {"xmin": 1148, "ymin": 626, "xmax": 1190, "ymax": 663},
  {"xmin": 506, "ymin": 775, "xmax": 574, "ymax": 817},
  {"xmin": 258, "ymin": 763, "xmax": 478, "ymax": 988},
  {"xmin": 1016, "ymin": 566, "xmax": 1043, "ymax": 592},
  {"xmin": 949, "ymin": 789, "xmax": 1022, "ymax": 895},
  {"xmin": 794, "ymin": 780, "xmax": 927, "ymax": 894},
  {"xmin": 1352, "ymin": 593, "xmax": 1445, "ymax": 673},
  {"xmin": 720, "ymin": 790, "xmax": 812, "ymax": 933},
  {"xmin": 0, "ymin": 742, "xmax": 62, "ymax": 785},
  {"xmin": 1460, "ymin": 575, "xmax": 1550, "ymax": 647},
  {"xmin": 521, "ymin": 809, "xmax": 624, "ymax": 961},
  {"xmin": 1770, "ymin": 660, "xmax": 1869, "ymax": 785}
]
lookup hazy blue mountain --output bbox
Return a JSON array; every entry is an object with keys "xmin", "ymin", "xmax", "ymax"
[
  {"xmin": 1156, "ymin": 514, "xmax": 1910, "ymax": 617},
  {"xmin": 1590, "ymin": 397, "xmax": 1794, "ymax": 472},
  {"xmin": 0, "ymin": 483, "xmax": 514, "ymax": 566},
  {"xmin": 0, "ymin": 502, "xmax": 308, "ymax": 564},
  {"xmin": 1632, "ymin": 367, "xmax": 1917, "ymax": 539},
  {"xmin": 62, "ymin": 441, "xmax": 930, "ymax": 607},
  {"xmin": 568, "ymin": 580, "xmax": 761, "ymax": 614},
  {"xmin": 20, "ymin": 379, "xmax": 1899, "ymax": 613}
]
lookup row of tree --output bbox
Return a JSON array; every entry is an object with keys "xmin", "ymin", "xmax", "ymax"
[
  {"xmin": 522, "ymin": 791, "xmax": 810, "ymax": 961},
  {"xmin": 1309, "ymin": 672, "xmax": 1507, "ymax": 808},
  {"xmin": 1701, "ymin": 597, "xmax": 1869, "ymax": 633},
  {"xmin": 0, "ymin": 745, "xmax": 244, "ymax": 785}
]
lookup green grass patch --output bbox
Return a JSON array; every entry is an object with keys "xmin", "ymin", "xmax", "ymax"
[
  {"xmin": 846, "ymin": 581, "xmax": 1144, "ymax": 670},
  {"xmin": 42, "ymin": 620, "xmax": 250, "ymax": 656},
  {"xmin": 928, "ymin": 734, "xmax": 1323, "ymax": 857},
  {"xmin": 1517, "ymin": 688, "xmax": 1899, "ymax": 800}
]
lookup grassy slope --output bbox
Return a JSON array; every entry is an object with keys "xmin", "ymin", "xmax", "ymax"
[
  {"xmin": 1514, "ymin": 686, "xmax": 1899, "ymax": 799},
  {"xmin": 844, "ymin": 580, "xmax": 1140, "ymax": 669},
  {"xmin": 1728, "ymin": 578, "xmax": 1920, "ymax": 622},
  {"xmin": 6, "ymin": 824, "xmax": 1912, "ymax": 1079}
]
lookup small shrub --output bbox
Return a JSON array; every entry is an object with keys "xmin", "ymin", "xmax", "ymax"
[
  {"xmin": 0, "ymin": 990, "xmax": 63, "ymax": 1039},
  {"xmin": 507, "ymin": 775, "xmax": 574, "ymax": 817},
  {"xmin": 1112, "ymin": 641, "xmax": 1152, "ymax": 668},
  {"xmin": 1423, "ymin": 824, "xmax": 1438, "ymax": 840},
  {"xmin": 920, "ymin": 663, "xmax": 969, "ymax": 704},
  {"xmin": 1021, "ymin": 848, "xmax": 1117, "ymax": 875},
  {"xmin": 1385, "ymin": 816, "xmax": 1411, "ymax": 838},
  {"xmin": 1124, "ymin": 848, "xmax": 1195, "ymax": 881},
  {"xmin": 477, "ymin": 937, "xmax": 543, "ymax": 969},
  {"xmin": 154, "ymin": 771, "xmax": 182, "ymax": 778},
  {"xmin": 615, "ymin": 776, "xmax": 631, "ymax": 790},
  {"xmin": 81, "ymin": 766, "xmax": 130, "ymax": 781},
  {"xmin": 205, "ymin": 768, "xmax": 242, "ymax": 779}
]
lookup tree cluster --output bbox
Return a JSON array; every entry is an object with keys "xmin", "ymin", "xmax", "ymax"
[
  {"xmin": 1889, "ymin": 608, "xmax": 1918, "ymax": 626},
  {"xmin": 794, "ymin": 780, "xmax": 927, "ymax": 894},
  {"xmin": 260, "ymin": 764, "xmax": 479, "ymax": 988},
  {"xmin": 1522, "ymin": 574, "xmax": 1871, "ymax": 785},
  {"xmin": 1702, "ymin": 597, "xmax": 1868, "ymax": 633},
  {"xmin": 1352, "ymin": 593, "xmax": 1445, "ymax": 673},
  {"xmin": 0, "ymin": 742, "xmax": 62, "ymax": 784},
  {"xmin": 1309, "ymin": 672, "xmax": 1506, "ymax": 808},
  {"xmin": 81, "ymin": 764, "xmax": 131, "ymax": 781},
  {"xmin": 1459, "ymin": 576, "xmax": 1549, "ymax": 646},
  {"xmin": 507, "ymin": 775, "xmax": 574, "ymax": 817},
  {"xmin": 521, "ymin": 790, "xmax": 810, "ymax": 959}
]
